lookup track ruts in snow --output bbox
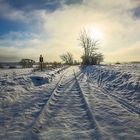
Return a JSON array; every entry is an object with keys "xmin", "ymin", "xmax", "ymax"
[
  {"xmin": 104, "ymin": 89, "xmax": 140, "ymax": 116},
  {"xmin": 23, "ymin": 70, "xmax": 102, "ymax": 140},
  {"xmin": 87, "ymin": 70, "xmax": 140, "ymax": 116},
  {"xmin": 74, "ymin": 71, "xmax": 103, "ymax": 139},
  {"xmin": 22, "ymin": 73, "xmax": 65, "ymax": 139}
]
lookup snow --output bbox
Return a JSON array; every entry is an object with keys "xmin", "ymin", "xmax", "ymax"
[
  {"xmin": 86, "ymin": 64, "xmax": 140, "ymax": 108},
  {"xmin": 0, "ymin": 64, "xmax": 140, "ymax": 139}
]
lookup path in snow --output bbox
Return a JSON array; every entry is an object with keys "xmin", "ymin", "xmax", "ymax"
[
  {"xmin": 0, "ymin": 67, "xmax": 66, "ymax": 140},
  {"xmin": 24, "ymin": 68, "xmax": 102, "ymax": 140},
  {"xmin": 1, "ymin": 66, "xmax": 140, "ymax": 140},
  {"xmin": 79, "ymin": 67, "xmax": 140, "ymax": 140}
]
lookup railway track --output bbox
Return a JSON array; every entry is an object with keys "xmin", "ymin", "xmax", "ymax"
[{"xmin": 23, "ymin": 69, "xmax": 102, "ymax": 140}]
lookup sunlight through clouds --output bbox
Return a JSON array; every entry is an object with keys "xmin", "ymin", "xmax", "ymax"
[{"xmin": 0, "ymin": 0, "xmax": 140, "ymax": 62}]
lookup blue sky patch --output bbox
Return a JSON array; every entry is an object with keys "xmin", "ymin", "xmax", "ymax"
[{"xmin": 0, "ymin": 18, "xmax": 27, "ymax": 36}]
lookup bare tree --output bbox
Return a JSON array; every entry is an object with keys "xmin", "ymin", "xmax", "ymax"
[
  {"xmin": 96, "ymin": 53, "xmax": 104, "ymax": 64},
  {"xmin": 19, "ymin": 59, "xmax": 35, "ymax": 68},
  {"xmin": 60, "ymin": 52, "xmax": 73, "ymax": 65},
  {"xmin": 78, "ymin": 29, "xmax": 103, "ymax": 65}
]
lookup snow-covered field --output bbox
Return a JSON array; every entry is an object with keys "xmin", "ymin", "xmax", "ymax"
[
  {"xmin": 0, "ymin": 64, "xmax": 140, "ymax": 140},
  {"xmin": 86, "ymin": 64, "xmax": 140, "ymax": 108}
]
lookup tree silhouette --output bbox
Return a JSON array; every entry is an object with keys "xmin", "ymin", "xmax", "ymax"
[
  {"xmin": 19, "ymin": 59, "xmax": 35, "ymax": 68},
  {"xmin": 60, "ymin": 52, "xmax": 73, "ymax": 65},
  {"xmin": 78, "ymin": 29, "xmax": 104, "ymax": 65}
]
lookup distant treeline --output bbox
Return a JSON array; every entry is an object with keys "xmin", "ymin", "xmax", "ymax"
[
  {"xmin": 115, "ymin": 61, "xmax": 140, "ymax": 64},
  {"xmin": 0, "ymin": 59, "xmax": 67, "ymax": 69}
]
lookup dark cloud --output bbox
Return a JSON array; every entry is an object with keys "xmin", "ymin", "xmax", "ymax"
[
  {"xmin": 4, "ymin": 0, "xmax": 83, "ymax": 11},
  {"xmin": 131, "ymin": 0, "xmax": 140, "ymax": 19},
  {"xmin": 63, "ymin": 0, "xmax": 84, "ymax": 5},
  {"xmin": 133, "ymin": 6, "xmax": 140, "ymax": 19},
  {"xmin": 4, "ymin": 0, "xmax": 61, "ymax": 12}
]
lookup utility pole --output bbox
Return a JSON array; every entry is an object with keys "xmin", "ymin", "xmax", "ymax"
[{"xmin": 39, "ymin": 55, "xmax": 43, "ymax": 71}]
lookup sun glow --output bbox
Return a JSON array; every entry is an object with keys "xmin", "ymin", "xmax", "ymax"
[{"xmin": 89, "ymin": 27, "xmax": 104, "ymax": 40}]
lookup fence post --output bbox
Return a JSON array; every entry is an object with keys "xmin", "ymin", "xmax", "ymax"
[{"xmin": 39, "ymin": 55, "xmax": 43, "ymax": 71}]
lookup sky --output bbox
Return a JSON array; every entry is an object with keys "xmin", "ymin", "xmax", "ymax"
[{"xmin": 0, "ymin": 0, "xmax": 140, "ymax": 63}]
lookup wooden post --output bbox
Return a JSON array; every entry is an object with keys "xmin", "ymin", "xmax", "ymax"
[{"xmin": 39, "ymin": 55, "xmax": 43, "ymax": 71}]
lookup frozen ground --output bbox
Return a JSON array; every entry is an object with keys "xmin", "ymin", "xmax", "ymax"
[{"xmin": 0, "ymin": 64, "xmax": 140, "ymax": 140}]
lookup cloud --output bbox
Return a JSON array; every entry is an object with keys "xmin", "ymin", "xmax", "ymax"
[
  {"xmin": 105, "ymin": 41, "xmax": 140, "ymax": 62},
  {"xmin": 0, "ymin": 36, "xmax": 48, "ymax": 62},
  {"xmin": 0, "ymin": 0, "xmax": 27, "ymax": 21},
  {"xmin": 0, "ymin": 1, "xmax": 45, "ymax": 35},
  {"xmin": 4, "ymin": 0, "xmax": 59, "ymax": 10},
  {"xmin": 133, "ymin": 6, "xmax": 140, "ymax": 19},
  {"xmin": 2, "ymin": 0, "xmax": 84, "ymax": 12},
  {"xmin": 0, "ymin": 0, "xmax": 140, "ymax": 62}
]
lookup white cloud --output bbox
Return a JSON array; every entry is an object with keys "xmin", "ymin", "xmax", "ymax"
[
  {"xmin": 0, "ymin": 0, "xmax": 140, "ymax": 62},
  {"xmin": 105, "ymin": 41, "xmax": 140, "ymax": 62}
]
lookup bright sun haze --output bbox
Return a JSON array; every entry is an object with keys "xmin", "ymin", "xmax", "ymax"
[
  {"xmin": 89, "ymin": 27, "xmax": 104, "ymax": 40},
  {"xmin": 0, "ymin": 0, "xmax": 140, "ymax": 63}
]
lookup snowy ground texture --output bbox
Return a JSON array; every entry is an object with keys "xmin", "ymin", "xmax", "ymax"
[{"xmin": 0, "ymin": 64, "xmax": 140, "ymax": 140}]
